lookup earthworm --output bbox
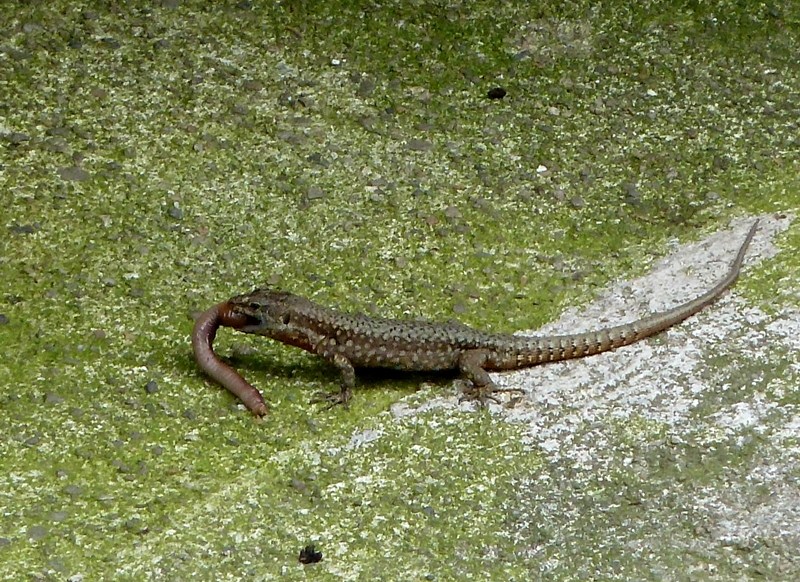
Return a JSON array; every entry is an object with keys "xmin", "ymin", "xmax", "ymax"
[{"xmin": 192, "ymin": 302, "xmax": 268, "ymax": 416}]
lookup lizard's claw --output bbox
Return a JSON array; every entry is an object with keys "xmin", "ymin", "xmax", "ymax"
[
  {"xmin": 310, "ymin": 386, "xmax": 353, "ymax": 410},
  {"xmin": 458, "ymin": 383, "xmax": 524, "ymax": 407}
]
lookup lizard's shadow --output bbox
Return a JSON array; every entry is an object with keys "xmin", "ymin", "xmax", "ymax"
[{"xmin": 226, "ymin": 351, "xmax": 457, "ymax": 393}]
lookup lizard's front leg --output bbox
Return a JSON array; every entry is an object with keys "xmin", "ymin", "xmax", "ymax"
[
  {"xmin": 457, "ymin": 349, "xmax": 523, "ymax": 406},
  {"xmin": 310, "ymin": 344, "xmax": 357, "ymax": 409}
]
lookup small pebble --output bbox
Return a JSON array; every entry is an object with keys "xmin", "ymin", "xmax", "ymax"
[
  {"xmin": 63, "ymin": 484, "xmax": 83, "ymax": 498},
  {"xmin": 49, "ymin": 511, "xmax": 68, "ymax": 523},
  {"xmin": 7, "ymin": 132, "xmax": 30, "ymax": 144},
  {"xmin": 357, "ymin": 77, "xmax": 376, "ymax": 97},
  {"xmin": 58, "ymin": 167, "xmax": 91, "ymax": 182},
  {"xmin": 405, "ymin": 139, "xmax": 433, "ymax": 152},
  {"xmin": 27, "ymin": 525, "xmax": 48, "ymax": 541},
  {"xmin": 44, "ymin": 393, "xmax": 65, "ymax": 405},
  {"xmin": 307, "ymin": 185, "xmax": 325, "ymax": 200}
]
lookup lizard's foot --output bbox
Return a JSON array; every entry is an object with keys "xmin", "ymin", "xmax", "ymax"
[
  {"xmin": 310, "ymin": 386, "xmax": 353, "ymax": 410},
  {"xmin": 458, "ymin": 383, "xmax": 524, "ymax": 407}
]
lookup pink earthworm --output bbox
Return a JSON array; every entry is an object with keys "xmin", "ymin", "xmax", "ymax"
[{"xmin": 192, "ymin": 302, "xmax": 268, "ymax": 416}]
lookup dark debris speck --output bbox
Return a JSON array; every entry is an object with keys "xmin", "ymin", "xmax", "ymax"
[
  {"xmin": 487, "ymin": 87, "xmax": 507, "ymax": 99},
  {"xmin": 9, "ymin": 223, "xmax": 39, "ymax": 235},
  {"xmin": 100, "ymin": 37, "xmax": 121, "ymax": 49},
  {"xmin": 299, "ymin": 544, "xmax": 323, "ymax": 564}
]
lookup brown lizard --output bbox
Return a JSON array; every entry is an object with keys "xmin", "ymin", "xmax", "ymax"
[{"xmin": 194, "ymin": 220, "xmax": 758, "ymax": 415}]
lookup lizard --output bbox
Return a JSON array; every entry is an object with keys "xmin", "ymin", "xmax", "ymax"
[{"xmin": 193, "ymin": 220, "xmax": 758, "ymax": 416}]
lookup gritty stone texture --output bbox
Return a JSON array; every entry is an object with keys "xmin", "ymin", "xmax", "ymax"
[{"xmin": 0, "ymin": 0, "xmax": 798, "ymax": 579}]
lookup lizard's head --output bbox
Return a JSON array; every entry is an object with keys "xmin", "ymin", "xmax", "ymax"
[{"xmin": 224, "ymin": 288, "xmax": 308, "ymax": 339}]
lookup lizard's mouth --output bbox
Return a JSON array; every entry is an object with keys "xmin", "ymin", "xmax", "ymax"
[
  {"xmin": 236, "ymin": 322, "xmax": 263, "ymax": 334},
  {"xmin": 219, "ymin": 303, "xmax": 261, "ymax": 330},
  {"xmin": 233, "ymin": 316, "xmax": 263, "ymax": 332}
]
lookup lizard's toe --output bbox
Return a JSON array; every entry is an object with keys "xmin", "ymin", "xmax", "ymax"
[
  {"xmin": 458, "ymin": 383, "xmax": 524, "ymax": 407},
  {"xmin": 310, "ymin": 386, "xmax": 353, "ymax": 410}
]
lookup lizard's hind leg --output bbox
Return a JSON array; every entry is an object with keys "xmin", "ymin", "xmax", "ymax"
[{"xmin": 456, "ymin": 349, "xmax": 524, "ymax": 406}]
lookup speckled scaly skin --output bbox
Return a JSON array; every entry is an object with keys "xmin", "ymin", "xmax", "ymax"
[{"xmin": 225, "ymin": 220, "xmax": 758, "ymax": 407}]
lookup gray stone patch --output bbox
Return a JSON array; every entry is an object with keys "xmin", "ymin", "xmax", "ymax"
[{"xmin": 57, "ymin": 166, "xmax": 91, "ymax": 182}]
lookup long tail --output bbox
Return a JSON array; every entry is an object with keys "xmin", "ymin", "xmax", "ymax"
[{"xmin": 506, "ymin": 219, "xmax": 759, "ymax": 367}]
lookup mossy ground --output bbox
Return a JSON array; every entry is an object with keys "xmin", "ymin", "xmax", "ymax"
[{"xmin": 1, "ymin": 1, "xmax": 798, "ymax": 579}]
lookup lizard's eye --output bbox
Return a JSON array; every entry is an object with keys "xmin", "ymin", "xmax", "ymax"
[
  {"xmin": 248, "ymin": 302, "xmax": 261, "ymax": 311},
  {"xmin": 281, "ymin": 313, "xmax": 291, "ymax": 325}
]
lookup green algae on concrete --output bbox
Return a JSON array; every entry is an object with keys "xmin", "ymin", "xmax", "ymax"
[{"xmin": 1, "ymin": 0, "xmax": 799, "ymax": 579}]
